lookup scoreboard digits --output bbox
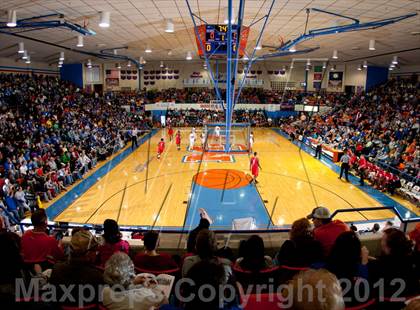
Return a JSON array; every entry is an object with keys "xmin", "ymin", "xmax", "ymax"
[{"xmin": 195, "ymin": 24, "xmax": 250, "ymax": 58}]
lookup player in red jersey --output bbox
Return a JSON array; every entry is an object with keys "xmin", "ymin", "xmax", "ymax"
[
  {"xmin": 157, "ymin": 138, "xmax": 165, "ymax": 159},
  {"xmin": 168, "ymin": 125, "xmax": 174, "ymax": 141},
  {"xmin": 175, "ymin": 131, "xmax": 181, "ymax": 151},
  {"xmin": 250, "ymin": 152, "xmax": 261, "ymax": 184}
]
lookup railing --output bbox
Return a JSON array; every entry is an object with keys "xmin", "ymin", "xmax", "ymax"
[{"xmin": 16, "ymin": 205, "xmax": 419, "ymax": 234}]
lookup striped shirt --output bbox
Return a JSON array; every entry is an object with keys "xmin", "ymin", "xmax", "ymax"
[{"xmin": 340, "ymin": 154, "xmax": 350, "ymax": 164}]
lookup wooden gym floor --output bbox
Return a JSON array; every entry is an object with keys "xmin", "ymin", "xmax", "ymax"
[{"xmin": 52, "ymin": 128, "xmax": 416, "ymax": 230}]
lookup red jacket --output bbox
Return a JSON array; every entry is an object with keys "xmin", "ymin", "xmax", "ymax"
[{"xmin": 313, "ymin": 220, "xmax": 349, "ymax": 256}]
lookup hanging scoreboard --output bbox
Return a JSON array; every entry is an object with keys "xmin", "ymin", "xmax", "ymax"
[{"xmin": 195, "ymin": 24, "xmax": 250, "ymax": 58}]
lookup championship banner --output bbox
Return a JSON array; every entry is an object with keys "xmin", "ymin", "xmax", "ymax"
[{"xmin": 328, "ymin": 72, "xmax": 343, "ymax": 91}]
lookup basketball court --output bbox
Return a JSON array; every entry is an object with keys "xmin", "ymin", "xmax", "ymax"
[{"xmin": 50, "ymin": 128, "xmax": 416, "ymax": 230}]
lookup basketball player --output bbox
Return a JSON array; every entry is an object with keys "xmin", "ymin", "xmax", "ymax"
[
  {"xmin": 189, "ymin": 130, "xmax": 196, "ymax": 151},
  {"xmin": 249, "ymin": 131, "xmax": 254, "ymax": 153},
  {"xmin": 201, "ymin": 131, "xmax": 206, "ymax": 149},
  {"xmin": 250, "ymin": 152, "xmax": 261, "ymax": 184},
  {"xmin": 157, "ymin": 138, "xmax": 165, "ymax": 159},
  {"xmin": 168, "ymin": 125, "xmax": 174, "ymax": 141},
  {"xmin": 175, "ymin": 130, "xmax": 181, "ymax": 151},
  {"xmin": 215, "ymin": 125, "xmax": 221, "ymax": 143}
]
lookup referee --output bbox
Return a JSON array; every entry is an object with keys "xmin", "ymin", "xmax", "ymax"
[{"xmin": 338, "ymin": 149, "xmax": 350, "ymax": 182}]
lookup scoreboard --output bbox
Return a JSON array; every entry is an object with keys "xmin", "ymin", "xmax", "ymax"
[{"xmin": 195, "ymin": 24, "xmax": 250, "ymax": 58}]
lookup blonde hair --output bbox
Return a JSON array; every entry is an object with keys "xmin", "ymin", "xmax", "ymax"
[
  {"xmin": 284, "ymin": 269, "xmax": 345, "ymax": 310},
  {"xmin": 103, "ymin": 252, "xmax": 135, "ymax": 289}
]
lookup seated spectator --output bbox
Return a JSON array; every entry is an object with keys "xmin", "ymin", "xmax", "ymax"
[
  {"xmin": 21, "ymin": 209, "xmax": 64, "ymax": 268},
  {"xmin": 133, "ymin": 230, "xmax": 178, "ymax": 271},
  {"xmin": 186, "ymin": 208, "xmax": 212, "ymax": 254},
  {"xmin": 307, "ymin": 206, "xmax": 349, "ymax": 256},
  {"xmin": 283, "ymin": 269, "xmax": 345, "ymax": 310},
  {"xmin": 49, "ymin": 229, "xmax": 104, "ymax": 305},
  {"xmin": 235, "ymin": 235, "xmax": 273, "ymax": 272},
  {"xmin": 0, "ymin": 232, "xmax": 50, "ymax": 309},
  {"xmin": 324, "ymin": 231, "xmax": 370, "ymax": 305},
  {"xmin": 102, "ymin": 252, "xmax": 168, "ymax": 310},
  {"xmin": 276, "ymin": 218, "xmax": 323, "ymax": 267},
  {"xmin": 370, "ymin": 228, "xmax": 419, "ymax": 298},
  {"xmin": 162, "ymin": 260, "xmax": 241, "ymax": 310},
  {"xmin": 97, "ymin": 219, "xmax": 130, "ymax": 266},
  {"xmin": 182, "ymin": 229, "xmax": 232, "ymax": 280}
]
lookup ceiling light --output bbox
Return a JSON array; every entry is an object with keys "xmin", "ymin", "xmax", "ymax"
[
  {"xmin": 322, "ymin": 62, "xmax": 327, "ymax": 69},
  {"xmin": 306, "ymin": 59, "xmax": 311, "ymax": 66},
  {"xmin": 332, "ymin": 50, "xmax": 338, "ymax": 59},
  {"xmin": 363, "ymin": 60, "xmax": 368, "ymax": 68},
  {"xmin": 390, "ymin": 63, "xmax": 396, "ymax": 68},
  {"xmin": 242, "ymin": 54, "xmax": 249, "ymax": 61},
  {"xmin": 113, "ymin": 49, "xmax": 118, "ymax": 55},
  {"xmin": 77, "ymin": 35, "xmax": 84, "ymax": 47},
  {"xmin": 7, "ymin": 10, "xmax": 17, "ymax": 27},
  {"xmin": 289, "ymin": 46, "xmax": 296, "ymax": 52},
  {"xmin": 139, "ymin": 56, "xmax": 146, "ymax": 65},
  {"xmin": 392, "ymin": 56, "xmax": 398, "ymax": 64},
  {"xmin": 59, "ymin": 52, "xmax": 65, "ymax": 61},
  {"xmin": 330, "ymin": 65, "xmax": 336, "ymax": 71},
  {"xmin": 117, "ymin": 63, "xmax": 121, "ymax": 69},
  {"xmin": 145, "ymin": 46, "xmax": 152, "ymax": 53},
  {"xmin": 87, "ymin": 59, "xmax": 92, "ymax": 68},
  {"xmin": 25, "ymin": 56, "xmax": 30, "ymax": 64},
  {"xmin": 99, "ymin": 11, "xmax": 111, "ymax": 28},
  {"xmin": 58, "ymin": 64, "xmax": 62, "ymax": 68},
  {"xmin": 160, "ymin": 61, "xmax": 164, "ymax": 68},
  {"xmin": 59, "ymin": 60, "xmax": 63, "ymax": 65},
  {"xmin": 186, "ymin": 51, "xmax": 192, "ymax": 60},
  {"xmin": 22, "ymin": 50, "xmax": 28, "ymax": 60},
  {"xmin": 223, "ymin": 7, "xmax": 235, "ymax": 24},
  {"xmin": 165, "ymin": 19, "xmax": 174, "ymax": 33},
  {"xmin": 255, "ymin": 43, "xmax": 262, "ymax": 50},
  {"xmin": 290, "ymin": 63, "xmax": 294, "ymax": 69},
  {"xmin": 388, "ymin": 66, "xmax": 394, "ymax": 71},
  {"xmin": 357, "ymin": 64, "xmax": 362, "ymax": 71},
  {"xmin": 167, "ymin": 50, "xmax": 172, "ymax": 56},
  {"xmin": 18, "ymin": 42, "xmax": 24, "ymax": 54},
  {"xmin": 282, "ymin": 66, "xmax": 286, "ymax": 71},
  {"xmin": 369, "ymin": 39, "xmax": 375, "ymax": 51},
  {"xmin": 127, "ymin": 61, "xmax": 131, "ymax": 67}
]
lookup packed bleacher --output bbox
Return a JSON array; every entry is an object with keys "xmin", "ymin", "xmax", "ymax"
[
  {"xmin": 0, "ymin": 207, "xmax": 419, "ymax": 309},
  {"xmin": 0, "ymin": 74, "xmax": 151, "ymax": 227},
  {"xmin": 280, "ymin": 78, "xmax": 419, "ymax": 201}
]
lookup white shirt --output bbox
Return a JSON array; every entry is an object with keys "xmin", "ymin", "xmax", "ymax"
[
  {"xmin": 189, "ymin": 133, "xmax": 195, "ymax": 142},
  {"xmin": 215, "ymin": 126, "xmax": 221, "ymax": 135}
]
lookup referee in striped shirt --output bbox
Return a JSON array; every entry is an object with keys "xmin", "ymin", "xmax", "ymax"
[{"xmin": 338, "ymin": 149, "xmax": 350, "ymax": 182}]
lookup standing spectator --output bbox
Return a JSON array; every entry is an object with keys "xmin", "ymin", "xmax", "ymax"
[
  {"xmin": 21, "ymin": 209, "xmax": 64, "ymax": 268},
  {"xmin": 307, "ymin": 206, "xmax": 349, "ymax": 256},
  {"xmin": 134, "ymin": 230, "xmax": 178, "ymax": 271},
  {"xmin": 186, "ymin": 208, "xmax": 212, "ymax": 254},
  {"xmin": 97, "ymin": 219, "xmax": 130, "ymax": 266}
]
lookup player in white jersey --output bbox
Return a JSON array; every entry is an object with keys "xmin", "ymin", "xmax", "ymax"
[
  {"xmin": 249, "ymin": 131, "xmax": 254, "ymax": 153},
  {"xmin": 189, "ymin": 131, "xmax": 196, "ymax": 151},
  {"xmin": 215, "ymin": 126, "xmax": 221, "ymax": 143}
]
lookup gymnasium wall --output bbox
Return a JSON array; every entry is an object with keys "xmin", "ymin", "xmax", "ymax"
[
  {"xmin": 79, "ymin": 61, "xmax": 367, "ymax": 94},
  {"xmin": 0, "ymin": 56, "xmax": 59, "ymax": 76}
]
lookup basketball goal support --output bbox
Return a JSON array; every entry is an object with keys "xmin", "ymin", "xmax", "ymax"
[{"xmin": 185, "ymin": 0, "xmax": 277, "ymax": 152}]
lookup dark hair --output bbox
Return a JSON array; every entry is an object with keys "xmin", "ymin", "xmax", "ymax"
[
  {"xmin": 327, "ymin": 231, "xmax": 362, "ymax": 279},
  {"xmin": 184, "ymin": 260, "xmax": 228, "ymax": 310},
  {"xmin": 144, "ymin": 230, "xmax": 159, "ymax": 251},
  {"xmin": 103, "ymin": 219, "xmax": 122, "ymax": 244},
  {"xmin": 383, "ymin": 228, "xmax": 413, "ymax": 257},
  {"xmin": 195, "ymin": 229, "xmax": 217, "ymax": 260},
  {"xmin": 198, "ymin": 218, "xmax": 210, "ymax": 229},
  {"xmin": 0, "ymin": 232, "xmax": 23, "ymax": 283},
  {"xmin": 239, "ymin": 235, "xmax": 266, "ymax": 272},
  {"xmin": 31, "ymin": 209, "xmax": 47, "ymax": 227},
  {"xmin": 372, "ymin": 223, "xmax": 380, "ymax": 232}
]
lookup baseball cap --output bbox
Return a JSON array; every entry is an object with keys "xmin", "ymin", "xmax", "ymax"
[
  {"xmin": 307, "ymin": 206, "xmax": 331, "ymax": 220},
  {"xmin": 71, "ymin": 230, "xmax": 100, "ymax": 255}
]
